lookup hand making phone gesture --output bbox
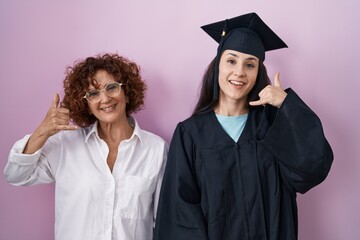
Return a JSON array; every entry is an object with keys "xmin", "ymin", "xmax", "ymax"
[
  {"xmin": 23, "ymin": 93, "xmax": 78, "ymax": 154},
  {"xmin": 249, "ymin": 72, "xmax": 287, "ymax": 108}
]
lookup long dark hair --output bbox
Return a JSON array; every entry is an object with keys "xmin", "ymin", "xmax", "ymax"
[{"xmin": 192, "ymin": 57, "xmax": 270, "ymax": 115}]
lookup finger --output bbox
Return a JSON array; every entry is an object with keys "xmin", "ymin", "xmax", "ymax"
[
  {"xmin": 57, "ymin": 107, "xmax": 70, "ymax": 114},
  {"xmin": 273, "ymin": 72, "xmax": 282, "ymax": 88},
  {"xmin": 258, "ymin": 86, "xmax": 272, "ymax": 100},
  {"xmin": 249, "ymin": 100, "xmax": 265, "ymax": 106},
  {"xmin": 51, "ymin": 93, "xmax": 60, "ymax": 109},
  {"xmin": 55, "ymin": 117, "xmax": 71, "ymax": 125},
  {"xmin": 49, "ymin": 108, "xmax": 69, "ymax": 120},
  {"xmin": 56, "ymin": 124, "xmax": 78, "ymax": 131}
]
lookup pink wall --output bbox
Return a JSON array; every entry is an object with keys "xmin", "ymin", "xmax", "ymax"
[{"xmin": 1, "ymin": 1, "xmax": 359, "ymax": 239}]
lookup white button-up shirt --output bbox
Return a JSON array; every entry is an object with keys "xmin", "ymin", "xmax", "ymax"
[{"xmin": 4, "ymin": 117, "xmax": 167, "ymax": 240}]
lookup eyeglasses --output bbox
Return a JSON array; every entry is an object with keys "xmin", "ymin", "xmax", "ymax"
[{"xmin": 83, "ymin": 82, "xmax": 124, "ymax": 104}]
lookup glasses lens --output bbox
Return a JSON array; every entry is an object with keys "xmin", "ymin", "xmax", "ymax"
[
  {"xmin": 85, "ymin": 83, "xmax": 122, "ymax": 103},
  {"xmin": 105, "ymin": 83, "xmax": 121, "ymax": 96},
  {"xmin": 86, "ymin": 90, "xmax": 101, "ymax": 103}
]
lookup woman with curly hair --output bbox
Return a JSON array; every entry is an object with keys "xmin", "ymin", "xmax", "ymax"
[{"xmin": 4, "ymin": 53, "xmax": 167, "ymax": 240}]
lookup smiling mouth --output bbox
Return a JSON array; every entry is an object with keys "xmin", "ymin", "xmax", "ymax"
[
  {"xmin": 100, "ymin": 104, "xmax": 117, "ymax": 112},
  {"xmin": 229, "ymin": 80, "xmax": 245, "ymax": 86}
]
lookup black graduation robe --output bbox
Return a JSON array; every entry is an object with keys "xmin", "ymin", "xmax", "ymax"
[{"xmin": 154, "ymin": 89, "xmax": 333, "ymax": 240}]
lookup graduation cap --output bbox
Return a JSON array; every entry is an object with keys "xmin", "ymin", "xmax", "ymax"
[
  {"xmin": 200, "ymin": 12, "xmax": 287, "ymax": 106},
  {"xmin": 201, "ymin": 12, "xmax": 287, "ymax": 61}
]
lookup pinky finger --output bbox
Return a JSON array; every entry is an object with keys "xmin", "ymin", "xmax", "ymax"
[
  {"xmin": 249, "ymin": 100, "xmax": 264, "ymax": 106},
  {"xmin": 57, "ymin": 125, "xmax": 79, "ymax": 131}
]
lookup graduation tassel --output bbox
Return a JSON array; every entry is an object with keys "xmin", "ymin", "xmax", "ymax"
[{"xmin": 221, "ymin": 19, "xmax": 228, "ymax": 37}]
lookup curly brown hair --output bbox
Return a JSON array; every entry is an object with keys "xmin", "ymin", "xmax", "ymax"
[{"xmin": 61, "ymin": 53, "xmax": 147, "ymax": 128}]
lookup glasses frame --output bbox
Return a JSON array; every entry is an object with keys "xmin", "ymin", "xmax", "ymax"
[{"xmin": 83, "ymin": 82, "xmax": 125, "ymax": 104}]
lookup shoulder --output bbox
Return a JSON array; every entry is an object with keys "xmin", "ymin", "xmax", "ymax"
[
  {"xmin": 134, "ymin": 121, "xmax": 167, "ymax": 151},
  {"xmin": 131, "ymin": 117, "xmax": 166, "ymax": 147},
  {"xmin": 171, "ymin": 112, "xmax": 214, "ymax": 144},
  {"xmin": 179, "ymin": 111, "xmax": 213, "ymax": 131},
  {"xmin": 138, "ymin": 129, "xmax": 167, "ymax": 147}
]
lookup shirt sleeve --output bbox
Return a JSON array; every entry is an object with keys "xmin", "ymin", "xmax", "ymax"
[
  {"xmin": 3, "ymin": 134, "xmax": 56, "ymax": 186},
  {"xmin": 256, "ymin": 88, "xmax": 333, "ymax": 194},
  {"xmin": 154, "ymin": 123, "xmax": 208, "ymax": 240}
]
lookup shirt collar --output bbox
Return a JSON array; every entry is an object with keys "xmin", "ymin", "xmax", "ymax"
[{"xmin": 84, "ymin": 116, "xmax": 144, "ymax": 146}]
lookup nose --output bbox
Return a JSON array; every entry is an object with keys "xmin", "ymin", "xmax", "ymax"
[
  {"xmin": 99, "ymin": 90, "xmax": 111, "ymax": 102},
  {"xmin": 234, "ymin": 66, "xmax": 245, "ymax": 78}
]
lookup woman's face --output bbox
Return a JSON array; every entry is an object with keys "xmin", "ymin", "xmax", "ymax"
[
  {"xmin": 86, "ymin": 70, "xmax": 127, "ymax": 125},
  {"xmin": 218, "ymin": 49, "xmax": 259, "ymax": 106}
]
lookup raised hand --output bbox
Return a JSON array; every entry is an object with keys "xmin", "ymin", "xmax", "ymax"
[
  {"xmin": 39, "ymin": 93, "xmax": 78, "ymax": 137},
  {"xmin": 249, "ymin": 72, "xmax": 287, "ymax": 108},
  {"xmin": 23, "ymin": 94, "xmax": 77, "ymax": 154}
]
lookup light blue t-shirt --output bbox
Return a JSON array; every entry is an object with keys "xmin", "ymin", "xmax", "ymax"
[{"xmin": 215, "ymin": 113, "xmax": 248, "ymax": 142}]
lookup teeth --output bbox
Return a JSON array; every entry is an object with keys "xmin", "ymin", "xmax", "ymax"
[
  {"xmin": 101, "ymin": 105, "xmax": 115, "ymax": 112},
  {"xmin": 229, "ymin": 80, "xmax": 244, "ymax": 86}
]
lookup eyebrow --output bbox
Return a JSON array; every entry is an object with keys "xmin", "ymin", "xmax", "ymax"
[
  {"xmin": 89, "ymin": 81, "xmax": 115, "ymax": 90},
  {"xmin": 226, "ymin": 53, "xmax": 258, "ymax": 61}
]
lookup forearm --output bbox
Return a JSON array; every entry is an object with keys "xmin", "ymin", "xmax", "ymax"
[{"xmin": 23, "ymin": 126, "xmax": 51, "ymax": 154}]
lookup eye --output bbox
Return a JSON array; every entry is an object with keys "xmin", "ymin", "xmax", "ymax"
[
  {"xmin": 227, "ymin": 59, "xmax": 236, "ymax": 64},
  {"xmin": 245, "ymin": 63, "xmax": 255, "ymax": 68},
  {"xmin": 106, "ymin": 83, "xmax": 119, "ymax": 93},
  {"xmin": 88, "ymin": 90, "xmax": 100, "ymax": 97}
]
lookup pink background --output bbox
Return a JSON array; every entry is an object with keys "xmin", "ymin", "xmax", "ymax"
[{"xmin": 1, "ymin": 1, "xmax": 359, "ymax": 239}]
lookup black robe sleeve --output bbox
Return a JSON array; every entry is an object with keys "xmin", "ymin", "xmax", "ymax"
[
  {"xmin": 256, "ymin": 89, "xmax": 333, "ymax": 194},
  {"xmin": 154, "ymin": 123, "xmax": 208, "ymax": 240}
]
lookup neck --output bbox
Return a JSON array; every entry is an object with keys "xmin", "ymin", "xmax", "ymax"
[
  {"xmin": 214, "ymin": 99, "xmax": 248, "ymax": 116},
  {"xmin": 98, "ymin": 118, "xmax": 134, "ymax": 143}
]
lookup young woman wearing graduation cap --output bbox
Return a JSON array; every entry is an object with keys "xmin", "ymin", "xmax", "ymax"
[{"xmin": 154, "ymin": 12, "xmax": 333, "ymax": 240}]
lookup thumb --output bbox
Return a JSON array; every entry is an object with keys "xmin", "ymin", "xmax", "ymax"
[
  {"xmin": 274, "ymin": 72, "xmax": 282, "ymax": 88},
  {"xmin": 51, "ymin": 93, "xmax": 60, "ymax": 108}
]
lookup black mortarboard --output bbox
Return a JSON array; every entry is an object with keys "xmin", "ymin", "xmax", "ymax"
[
  {"xmin": 201, "ymin": 12, "xmax": 288, "ymax": 61},
  {"xmin": 200, "ymin": 12, "xmax": 288, "ymax": 106}
]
